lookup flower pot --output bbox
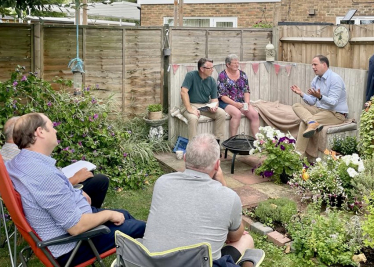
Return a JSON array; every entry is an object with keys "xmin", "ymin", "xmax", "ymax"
[{"xmin": 148, "ymin": 111, "xmax": 162, "ymax": 120}]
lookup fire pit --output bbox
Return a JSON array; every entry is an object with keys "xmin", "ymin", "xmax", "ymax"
[{"xmin": 221, "ymin": 134, "xmax": 255, "ymax": 174}]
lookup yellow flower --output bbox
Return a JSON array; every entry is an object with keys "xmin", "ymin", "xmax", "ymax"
[{"xmin": 302, "ymin": 172, "xmax": 309, "ymax": 181}]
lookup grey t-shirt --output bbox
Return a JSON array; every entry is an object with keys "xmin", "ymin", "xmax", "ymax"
[{"xmin": 143, "ymin": 169, "xmax": 242, "ymax": 260}]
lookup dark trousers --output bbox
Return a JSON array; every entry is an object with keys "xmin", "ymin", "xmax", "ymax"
[
  {"xmin": 81, "ymin": 174, "xmax": 109, "ymax": 208},
  {"xmin": 56, "ymin": 208, "xmax": 146, "ymax": 266}
]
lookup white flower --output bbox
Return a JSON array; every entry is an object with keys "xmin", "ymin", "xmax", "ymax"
[
  {"xmin": 266, "ymin": 131, "xmax": 274, "ymax": 139},
  {"xmin": 347, "ymin": 167, "xmax": 358, "ymax": 178},
  {"xmin": 316, "ymin": 158, "xmax": 321, "ymax": 163},
  {"xmin": 253, "ymin": 140, "xmax": 260, "ymax": 148},
  {"xmin": 358, "ymin": 161, "xmax": 365, "ymax": 172},
  {"xmin": 249, "ymin": 148, "xmax": 255, "ymax": 155},
  {"xmin": 255, "ymin": 133, "xmax": 264, "ymax": 140}
]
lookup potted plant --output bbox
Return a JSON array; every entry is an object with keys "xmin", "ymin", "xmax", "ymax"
[
  {"xmin": 147, "ymin": 104, "xmax": 163, "ymax": 120},
  {"xmin": 251, "ymin": 126, "xmax": 303, "ymax": 183}
]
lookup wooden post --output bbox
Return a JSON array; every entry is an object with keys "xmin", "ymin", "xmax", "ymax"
[
  {"xmin": 163, "ymin": 25, "xmax": 170, "ymax": 113},
  {"xmin": 33, "ymin": 22, "xmax": 41, "ymax": 76},
  {"xmin": 82, "ymin": 0, "xmax": 87, "ymax": 25},
  {"xmin": 75, "ymin": 0, "xmax": 80, "ymax": 26},
  {"xmin": 178, "ymin": 0, "xmax": 183, "ymax": 27},
  {"xmin": 174, "ymin": 0, "xmax": 178, "ymax": 26}
]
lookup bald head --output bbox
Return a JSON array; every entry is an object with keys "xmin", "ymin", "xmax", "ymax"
[
  {"xmin": 3, "ymin": 116, "xmax": 20, "ymax": 143},
  {"xmin": 185, "ymin": 133, "xmax": 220, "ymax": 173}
]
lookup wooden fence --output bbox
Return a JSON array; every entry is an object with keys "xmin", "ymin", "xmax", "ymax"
[
  {"xmin": 169, "ymin": 61, "xmax": 367, "ymax": 144},
  {"xmin": 0, "ymin": 24, "xmax": 272, "ymax": 117},
  {"xmin": 277, "ymin": 24, "xmax": 374, "ymax": 70}
]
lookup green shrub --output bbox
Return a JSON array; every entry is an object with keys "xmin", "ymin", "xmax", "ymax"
[
  {"xmin": 359, "ymin": 100, "xmax": 374, "ymax": 157},
  {"xmin": 0, "ymin": 66, "xmax": 170, "ymax": 189},
  {"xmin": 362, "ymin": 191, "xmax": 374, "ymax": 248},
  {"xmin": 147, "ymin": 104, "xmax": 162, "ymax": 112},
  {"xmin": 254, "ymin": 198, "xmax": 297, "ymax": 227},
  {"xmin": 331, "ymin": 136, "xmax": 359, "ymax": 155},
  {"xmin": 350, "ymin": 157, "xmax": 374, "ymax": 206},
  {"xmin": 287, "ymin": 202, "xmax": 362, "ymax": 266}
]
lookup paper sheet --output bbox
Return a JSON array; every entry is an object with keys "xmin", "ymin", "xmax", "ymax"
[{"xmin": 61, "ymin": 160, "xmax": 96, "ymax": 178}]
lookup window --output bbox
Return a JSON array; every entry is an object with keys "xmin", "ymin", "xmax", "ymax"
[
  {"xmin": 336, "ymin": 16, "xmax": 374, "ymax": 25},
  {"xmin": 164, "ymin": 17, "xmax": 237, "ymax": 27}
]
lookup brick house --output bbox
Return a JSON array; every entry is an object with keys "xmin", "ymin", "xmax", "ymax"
[{"xmin": 137, "ymin": 0, "xmax": 374, "ymax": 27}]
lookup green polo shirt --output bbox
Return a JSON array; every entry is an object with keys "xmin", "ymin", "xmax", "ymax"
[{"xmin": 181, "ymin": 71, "xmax": 218, "ymax": 103}]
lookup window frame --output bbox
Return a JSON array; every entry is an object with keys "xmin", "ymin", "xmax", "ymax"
[
  {"xmin": 336, "ymin": 16, "xmax": 374, "ymax": 25},
  {"xmin": 163, "ymin": 16, "xmax": 237, "ymax": 27}
]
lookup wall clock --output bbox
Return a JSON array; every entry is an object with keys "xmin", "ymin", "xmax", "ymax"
[{"xmin": 333, "ymin": 25, "xmax": 350, "ymax": 48}]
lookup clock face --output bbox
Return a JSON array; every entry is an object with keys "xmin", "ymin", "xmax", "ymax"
[{"xmin": 333, "ymin": 26, "xmax": 350, "ymax": 48}]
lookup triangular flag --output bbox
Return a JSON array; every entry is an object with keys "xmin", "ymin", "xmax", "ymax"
[
  {"xmin": 172, "ymin": 64, "xmax": 180, "ymax": 74},
  {"xmin": 239, "ymin": 63, "xmax": 247, "ymax": 71},
  {"xmin": 251, "ymin": 63, "xmax": 259, "ymax": 74},
  {"xmin": 274, "ymin": 64, "xmax": 281, "ymax": 75},
  {"xmin": 264, "ymin": 62, "xmax": 271, "ymax": 73},
  {"xmin": 285, "ymin": 65, "xmax": 292, "ymax": 76},
  {"xmin": 186, "ymin": 66, "xmax": 195, "ymax": 72},
  {"xmin": 214, "ymin": 64, "xmax": 225, "ymax": 75}
]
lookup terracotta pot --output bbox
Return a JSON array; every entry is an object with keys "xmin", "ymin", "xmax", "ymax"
[{"xmin": 148, "ymin": 111, "xmax": 162, "ymax": 120}]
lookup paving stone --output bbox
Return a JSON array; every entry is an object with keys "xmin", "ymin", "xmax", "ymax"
[
  {"xmin": 267, "ymin": 231, "xmax": 291, "ymax": 247},
  {"xmin": 241, "ymin": 215, "xmax": 255, "ymax": 230},
  {"xmin": 250, "ymin": 222, "xmax": 273, "ymax": 235},
  {"xmin": 232, "ymin": 185, "xmax": 269, "ymax": 208}
]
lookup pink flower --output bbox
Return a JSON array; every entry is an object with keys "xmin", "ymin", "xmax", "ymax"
[{"xmin": 21, "ymin": 76, "xmax": 27, "ymax": 81}]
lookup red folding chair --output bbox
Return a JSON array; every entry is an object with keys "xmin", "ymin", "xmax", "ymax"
[{"xmin": 0, "ymin": 155, "xmax": 115, "ymax": 266}]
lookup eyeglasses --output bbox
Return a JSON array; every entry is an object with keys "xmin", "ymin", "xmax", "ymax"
[{"xmin": 203, "ymin": 66, "xmax": 214, "ymax": 70}]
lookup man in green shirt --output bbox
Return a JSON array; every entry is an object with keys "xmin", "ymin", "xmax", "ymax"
[{"xmin": 181, "ymin": 58, "xmax": 226, "ymax": 142}]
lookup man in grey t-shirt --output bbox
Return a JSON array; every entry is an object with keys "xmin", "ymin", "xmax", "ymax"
[{"xmin": 143, "ymin": 133, "xmax": 264, "ymax": 266}]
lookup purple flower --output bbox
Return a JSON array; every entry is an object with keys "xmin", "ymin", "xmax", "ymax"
[
  {"xmin": 53, "ymin": 122, "xmax": 61, "ymax": 128},
  {"xmin": 91, "ymin": 98, "xmax": 97, "ymax": 104},
  {"xmin": 70, "ymin": 149, "xmax": 75, "ymax": 153},
  {"xmin": 123, "ymin": 153, "xmax": 128, "ymax": 158},
  {"xmin": 93, "ymin": 114, "xmax": 98, "ymax": 119},
  {"xmin": 13, "ymin": 81, "xmax": 18, "ymax": 87},
  {"xmin": 263, "ymin": 170, "xmax": 274, "ymax": 177},
  {"xmin": 111, "ymin": 132, "xmax": 115, "ymax": 136},
  {"xmin": 71, "ymin": 159, "xmax": 77, "ymax": 163},
  {"xmin": 82, "ymin": 156, "xmax": 86, "ymax": 160},
  {"xmin": 63, "ymin": 146, "xmax": 70, "ymax": 151},
  {"xmin": 86, "ymin": 86, "xmax": 90, "ymax": 91},
  {"xmin": 47, "ymin": 101, "xmax": 52, "ymax": 107},
  {"xmin": 57, "ymin": 140, "xmax": 61, "ymax": 144},
  {"xmin": 127, "ymin": 130, "xmax": 132, "ymax": 134},
  {"xmin": 96, "ymin": 84, "xmax": 99, "ymax": 89},
  {"xmin": 21, "ymin": 76, "xmax": 27, "ymax": 82},
  {"xmin": 280, "ymin": 145, "xmax": 285, "ymax": 151},
  {"xmin": 89, "ymin": 116, "xmax": 93, "ymax": 122},
  {"xmin": 82, "ymin": 134, "xmax": 87, "ymax": 137},
  {"xmin": 78, "ymin": 141, "xmax": 82, "ymax": 146}
]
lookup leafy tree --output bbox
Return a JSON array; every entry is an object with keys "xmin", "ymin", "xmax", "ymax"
[{"xmin": 0, "ymin": 0, "xmax": 66, "ymax": 18}]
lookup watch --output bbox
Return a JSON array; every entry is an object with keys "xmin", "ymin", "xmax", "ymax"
[
  {"xmin": 333, "ymin": 25, "xmax": 350, "ymax": 48},
  {"xmin": 319, "ymin": 95, "xmax": 323, "ymax": 100}
]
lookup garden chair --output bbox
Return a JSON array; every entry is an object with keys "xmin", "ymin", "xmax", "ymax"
[
  {"xmin": 0, "ymin": 154, "xmax": 116, "ymax": 267},
  {"xmin": 0, "ymin": 196, "xmax": 17, "ymax": 267},
  {"xmin": 111, "ymin": 231, "xmax": 265, "ymax": 267}
]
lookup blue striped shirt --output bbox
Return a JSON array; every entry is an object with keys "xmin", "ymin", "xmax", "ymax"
[
  {"xmin": 6, "ymin": 149, "xmax": 92, "ymax": 257},
  {"xmin": 302, "ymin": 69, "xmax": 349, "ymax": 114}
]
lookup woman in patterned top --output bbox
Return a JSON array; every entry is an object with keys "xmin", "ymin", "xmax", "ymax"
[{"xmin": 217, "ymin": 54, "xmax": 260, "ymax": 137}]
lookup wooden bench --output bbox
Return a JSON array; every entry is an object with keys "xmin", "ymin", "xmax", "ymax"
[{"xmin": 168, "ymin": 61, "xmax": 366, "ymax": 156}]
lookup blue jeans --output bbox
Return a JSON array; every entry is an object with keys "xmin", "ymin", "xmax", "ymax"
[{"xmin": 56, "ymin": 207, "xmax": 146, "ymax": 266}]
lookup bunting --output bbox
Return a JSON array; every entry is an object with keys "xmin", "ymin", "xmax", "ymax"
[
  {"xmin": 239, "ymin": 63, "xmax": 247, "ymax": 71},
  {"xmin": 251, "ymin": 63, "xmax": 259, "ymax": 74},
  {"xmin": 172, "ymin": 64, "xmax": 180, "ymax": 74},
  {"xmin": 264, "ymin": 62, "xmax": 271, "ymax": 73},
  {"xmin": 274, "ymin": 64, "xmax": 281, "ymax": 75},
  {"xmin": 214, "ymin": 64, "xmax": 225, "ymax": 75},
  {"xmin": 186, "ymin": 66, "xmax": 195, "ymax": 72},
  {"xmin": 285, "ymin": 65, "xmax": 292, "ymax": 76}
]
